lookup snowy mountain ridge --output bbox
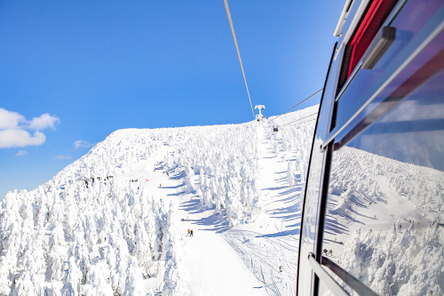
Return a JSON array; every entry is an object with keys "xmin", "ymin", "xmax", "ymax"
[
  {"xmin": 2, "ymin": 103, "xmax": 443, "ymax": 295},
  {"xmin": 0, "ymin": 106, "xmax": 317, "ymax": 295}
]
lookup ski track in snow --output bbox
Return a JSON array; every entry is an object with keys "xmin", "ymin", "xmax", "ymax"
[
  {"xmin": 219, "ymin": 121, "xmax": 305, "ymax": 296},
  {"xmin": 110, "ymin": 143, "xmax": 268, "ymax": 295},
  {"xmin": 174, "ymin": 117, "xmax": 312, "ymax": 296}
]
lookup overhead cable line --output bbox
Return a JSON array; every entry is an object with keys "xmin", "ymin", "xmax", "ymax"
[
  {"xmin": 297, "ymin": 118, "xmax": 317, "ymax": 125},
  {"xmin": 224, "ymin": 0, "xmax": 255, "ymax": 120},
  {"xmin": 278, "ymin": 112, "xmax": 318, "ymax": 126},
  {"xmin": 271, "ymin": 88, "xmax": 323, "ymax": 123}
]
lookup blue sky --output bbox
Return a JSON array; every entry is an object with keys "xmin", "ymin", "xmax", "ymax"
[{"xmin": 0, "ymin": 1, "xmax": 343, "ymax": 198}]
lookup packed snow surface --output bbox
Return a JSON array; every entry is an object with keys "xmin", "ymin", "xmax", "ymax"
[{"xmin": 0, "ymin": 106, "xmax": 317, "ymax": 295}]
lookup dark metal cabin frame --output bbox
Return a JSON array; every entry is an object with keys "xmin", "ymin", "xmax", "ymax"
[{"xmin": 296, "ymin": 0, "xmax": 444, "ymax": 295}]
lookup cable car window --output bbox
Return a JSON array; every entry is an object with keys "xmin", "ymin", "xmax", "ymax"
[
  {"xmin": 297, "ymin": 0, "xmax": 444, "ymax": 295},
  {"xmin": 338, "ymin": 0, "xmax": 398, "ymax": 91},
  {"xmin": 297, "ymin": 42, "xmax": 339, "ymax": 294},
  {"xmin": 334, "ymin": 0, "xmax": 443, "ymax": 132},
  {"xmin": 320, "ymin": 65, "xmax": 444, "ymax": 295}
]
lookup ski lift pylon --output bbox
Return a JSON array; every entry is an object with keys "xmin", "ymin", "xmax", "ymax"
[{"xmin": 255, "ymin": 105, "xmax": 265, "ymax": 121}]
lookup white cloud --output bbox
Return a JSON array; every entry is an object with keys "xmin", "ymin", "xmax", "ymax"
[
  {"xmin": 0, "ymin": 108, "xmax": 25, "ymax": 129},
  {"xmin": 0, "ymin": 129, "xmax": 46, "ymax": 148},
  {"xmin": 54, "ymin": 155, "xmax": 71, "ymax": 160},
  {"xmin": 29, "ymin": 113, "xmax": 60, "ymax": 130},
  {"xmin": 0, "ymin": 108, "xmax": 59, "ymax": 148},
  {"xmin": 74, "ymin": 140, "xmax": 92, "ymax": 149},
  {"xmin": 16, "ymin": 150, "xmax": 28, "ymax": 156}
]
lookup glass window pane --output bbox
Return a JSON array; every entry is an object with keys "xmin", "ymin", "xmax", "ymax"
[
  {"xmin": 335, "ymin": 0, "xmax": 443, "ymax": 132},
  {"xmin": 321, "ymin": 68, "xmax": 444, "ymax": 295},
  {"xmin": 297, "ymin": 43, "xmax": 339, "ymax": 295}
]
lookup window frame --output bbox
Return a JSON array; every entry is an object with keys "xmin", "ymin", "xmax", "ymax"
[
  {"xmin": 306, "ymin": 0, "xmax": 444, "ymax": 295},
  {"xmin": 321, "ymin": 0, "xmax": 444, "ymax": 151}
]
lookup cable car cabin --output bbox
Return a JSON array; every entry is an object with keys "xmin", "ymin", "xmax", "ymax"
[{"xmin": 297, "ymin": 0, "xmax": 444, "ymax": 295}]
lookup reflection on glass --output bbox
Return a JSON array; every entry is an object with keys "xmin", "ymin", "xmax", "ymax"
[
  {"xmin": 318, "ymin": 280, "xmax": 336, "ymax": 296},
  {"xmin": 321, "ymin": 70, "xmax": 444, "ymax": 295}
]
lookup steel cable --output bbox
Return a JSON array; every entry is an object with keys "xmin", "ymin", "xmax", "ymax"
[
  {"xmin": 270, "ymin": 88, "xmax": 323, "ymax": 123},
  {"xmin": 224, "ymin": 0, "xmax": 255, "ymax": 119}
]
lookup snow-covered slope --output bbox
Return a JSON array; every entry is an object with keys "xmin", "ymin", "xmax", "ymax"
[
  {"xmin": 0, "ymin": 136, "xmax": 179, "ymax": 295},
  {"xmin": 2, "ymin": 103, "xmax": 441, "ymax": 295},
  {"xmin": 0, "ymin": 106, "xmax": 318, "ymax": 295}
]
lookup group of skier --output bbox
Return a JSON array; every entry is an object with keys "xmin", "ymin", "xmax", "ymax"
[{"xmin": 187, "ymin": 229, "xmax": 194, "ymax": 237}]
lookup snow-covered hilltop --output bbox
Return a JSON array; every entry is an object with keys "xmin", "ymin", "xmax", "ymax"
[
  {"xmin": 2, "ymin": 103, "xmax": 442, "ymax": 295},
  {"xmin": 0, "ymin": 106, "xmax": 317, "ymax": 295}
]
